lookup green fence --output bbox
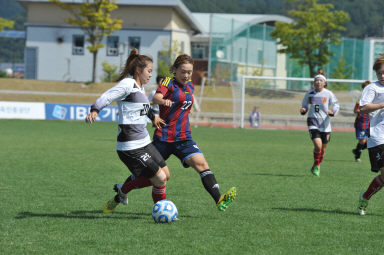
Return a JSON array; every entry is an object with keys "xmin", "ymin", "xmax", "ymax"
[{"xmin": 208, "ymin": 14, "xmax": 384, "ymax": 91}]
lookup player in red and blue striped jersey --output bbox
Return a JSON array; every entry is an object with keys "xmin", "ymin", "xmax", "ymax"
[
  {"xmin": 151, "ymin": 54, "xmax": 236, "ymax": 211},
  {"xmin": 352, "ymin": 81, "xmax": 371, "ymax": 162},
  {"xmin": 154, "ymin": 75, "xmax": 194, "ymax": 142}
]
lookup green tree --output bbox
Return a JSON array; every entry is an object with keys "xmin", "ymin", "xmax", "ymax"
[
  {"xmin": 50, "ymin": 0, "xmax": 122, "ymax": 83},
  {"xmin": 0, "ymin": 17, "xmax": 14, "ymax": 31},
  {"xmin": 270, "ymin": 0, "xmax": 349, "ymax": 77},
  {"xmin": 157, "ymin": 40, "xmax": 183, "ymax": 77},
  {"xmin": 101, "ymin": 61, "xmax": 118, "ymax": 82},
  {"xmin": 330, "ymin": 56, "xmax": 354, "ymax": 90}
]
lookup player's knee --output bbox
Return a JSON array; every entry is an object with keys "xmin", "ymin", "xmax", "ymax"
[
  {"xmin": 161, "ymin": 166, "xmax": 171, "ymax": 181},
  {"xmin": 194, "ymin": 162, "xmax": 209, "ymax": 172},
  {"xmin": 151, "ymin": 169, "xmax": 167, "ymax": 187}
]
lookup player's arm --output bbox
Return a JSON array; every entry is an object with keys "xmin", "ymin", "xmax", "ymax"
[
  {"xmin": 328, "ymin": 92, "xmax": 339, "ymax": 117},
  {"xmin": 359, "ymin": 85, "xmax": 383, "ymax": 114},
  {"xmin": 86, "ymin": 81, "xmax": 131, "ymax": 123},
  {"xmin": 360, "ymin": 103, "xmax": 384, "ymax": 113},
  {"xmin": 300, "ymin": 92, "xmax": 309, "ymax": 115},
  {"xmin": 153, "ymin": 92, "xmax": 174, "ymax": 107}
]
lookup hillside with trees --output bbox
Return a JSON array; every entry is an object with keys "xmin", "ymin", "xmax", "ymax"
[{"xmin": 1, "ymin": 0, "xmax": 384, "ymax": 64}]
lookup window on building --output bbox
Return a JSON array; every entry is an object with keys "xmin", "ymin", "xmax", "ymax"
[
  {"xmin": 72, "ymin": 35, "xmax": 84, "ymax": 55},
  {"xmin": 180, "ymin": 41, "xmax": 185, "ymax": 53},
  {"xmin": 191, "ymin": 43, "xmax": 208, "ymax": 59},
  {"xmin": 107, "ymin": 36, "xmax": 119, "ymax": 56},
  {"xmin": 129, "ymin": 37, "xmax": 140, "ymax": 51}
]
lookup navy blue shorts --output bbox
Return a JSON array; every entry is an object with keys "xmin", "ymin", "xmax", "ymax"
[
  {"xmin": 355, "ymin": 128, "xmax": 369, "ymax": 139},
  {"xmin": 152, "ymin": 138, "xmax": 203, "ymax": 168}
]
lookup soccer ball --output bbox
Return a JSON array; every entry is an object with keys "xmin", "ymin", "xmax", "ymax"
[{"xmin": 152, "ymin": 200, "xmax": 178, "ymax": 223}]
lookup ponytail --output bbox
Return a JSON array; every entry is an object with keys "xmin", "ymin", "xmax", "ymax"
[{"xmin": 116, "ymin": 48, "xmax": 153, "ymax": 82}]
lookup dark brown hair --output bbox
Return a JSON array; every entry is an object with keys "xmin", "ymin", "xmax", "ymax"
[
  {"xmin": 116, "ymin": 48, "xmax": 153, "ymax": 82},
  {"xmin": 362, "ymin": 80, "xmax": 371, "ymax": 89},
  {"xmin": 316, "ymin": 69, "xmax": 327, "ymax": 88},
  {"xmin": 373, "ymin": 54, "xmax": 384, "ymax": 72},
  {"xmin": 172, "ymin": 54, "xmax": 194, "ymax": 70}
]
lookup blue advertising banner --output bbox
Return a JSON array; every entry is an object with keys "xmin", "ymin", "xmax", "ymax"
[{"xmin": 45, "ymin": 103, "xmax": 118, "ymax": 121}]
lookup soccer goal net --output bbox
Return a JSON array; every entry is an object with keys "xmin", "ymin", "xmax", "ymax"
[{"xmin": 235, "ymin": 76, "xmax": 368, "ymax": 128}]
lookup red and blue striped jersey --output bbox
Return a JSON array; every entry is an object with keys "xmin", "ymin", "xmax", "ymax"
[
  {"xmin": 354, "ymin": 97, "xmax": 369, "ymax": 130},
  {"xmin": 154, "ymin": 77, "xmax": 194, "ymax": 142}
]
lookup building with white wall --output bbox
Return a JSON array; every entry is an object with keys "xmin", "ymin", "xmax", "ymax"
[{"xmin": 18, "ymin": 0, "xmax": 203, "ymax": 82}]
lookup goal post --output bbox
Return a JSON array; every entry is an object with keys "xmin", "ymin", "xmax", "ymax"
[{"xmin": 239, "ymin": 76, "xmax": 367, "ymax": 128}]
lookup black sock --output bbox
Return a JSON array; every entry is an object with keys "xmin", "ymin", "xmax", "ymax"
[
  {"xmin": 354, "ymin": 143, "xmax": 364, "ymax": 158},
  {"xmin": 200, "ymin": 169, "xmax": 221, "ymax": 203},
  {"xmin": 356, "ymin": 143, "xmax": 364, "ymax": 151}
]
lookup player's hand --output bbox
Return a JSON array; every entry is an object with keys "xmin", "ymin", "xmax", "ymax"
[
  {"xmin": 162, "ymin": 99, "xmax": 174, "ymax": 107},
  {"xmin": 152, "ymin": 116, "xmax": 165, "ymax": 129},
  {"xmin": 300, "ymin": 108, "xmax": 307, "ymax": 115},
  {"xmin": 85, "ymin": 111, "xmax": 98, "ymax": 124},
  {"xmin": 327, "ymin": 110, "xmax": 334, "ymax": 117}
]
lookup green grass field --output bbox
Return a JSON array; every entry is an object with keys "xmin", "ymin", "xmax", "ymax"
[{"xmin": 1, "ymin": 120, "xmax": 382, "ymax": 254}]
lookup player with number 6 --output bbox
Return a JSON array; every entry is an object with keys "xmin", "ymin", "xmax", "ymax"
[{"xmin": 300, "ymin": 69, "xmax": 340, "ymax": 177}]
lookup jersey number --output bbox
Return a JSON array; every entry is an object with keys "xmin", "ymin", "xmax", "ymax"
[
  {"xmin": 314, "ymin": 104, "xmax": 320, "ymax": 113},
  {"xmin": 140, "ymin": 104, "xmax": 150, "ymax": 116},
  {"xmin": 181, "ymin": 101, "xmax": 192, "ymax": 110}
]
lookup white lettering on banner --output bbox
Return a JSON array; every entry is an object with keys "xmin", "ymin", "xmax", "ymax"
[
  {"xmin": 76, "ymin": 107, "xmax": 88, "ymax": 120},
  {"xmin": 70, "ymin": 106, "xmax": 75, "ymax": 119},
  {"xmin": 0, "ymin": 101, "xmax": 45, "ymax": 119}
]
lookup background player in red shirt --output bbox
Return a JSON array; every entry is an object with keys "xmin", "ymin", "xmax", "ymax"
[{"xmin": 352, "ymin": 81, "xmax": 371, "ymax": 162}]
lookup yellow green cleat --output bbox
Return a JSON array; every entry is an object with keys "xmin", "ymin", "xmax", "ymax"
[
  {"xmin": 216, "ymin": 187, "xmax": 237, "ymax": 211},
  {"xmin": 311, "ymin": 165, "xmax": 320, "ymax": 177},
  {"xmin": 103, "ymin": 197, "xmax": 119, "ymax": 213}
]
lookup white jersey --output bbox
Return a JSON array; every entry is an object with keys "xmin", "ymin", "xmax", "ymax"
[
  {"xmin": 91, "ymin": 78, "xmax": 151, "ymax": 151},
  {"xmin": 360, "ymin": 81, "xmax": 384, "ymax": 148},
  {"xmin": 301, "ymin": 88, "xmax": 339, "ymax": 132}
]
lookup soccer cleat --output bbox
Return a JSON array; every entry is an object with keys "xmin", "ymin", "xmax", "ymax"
[
  {"xmin": 103, "ymin": 196, "xmax": 120, "ymax": 213},
  {"xmin": 357, "ymin": 192, "xmax": 369, "ymax": 216},
  {"xmin": 352, "ymin": 149, "xmax": 361, "ymax": 162},
  {"xmin": 114, "ymin": 184, "xmax": 128, "ymax": 205},
  {"xmin": 216, "ymin": 187, "xmax": 237, "ymax": 211},
  {"xmin": 311, "ymin": 165, "xmax": 320, "ymax": 177}
]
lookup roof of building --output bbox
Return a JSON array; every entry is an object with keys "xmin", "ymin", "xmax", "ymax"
[
  {"xmin": 17, "ymin": 0, "xmax": 203, "ymax": 33},
  {"xmin": 192, "ymin": 13, "xmax": 292, "ymax": 34}
]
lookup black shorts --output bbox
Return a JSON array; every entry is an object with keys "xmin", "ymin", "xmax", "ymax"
[
  {"xmin": 309, "ymin": 129, "xmax": 331, "ymax": 144},
  {"xmin": 368, "ymin": 144, "xmax": 384, "ymax": 172},
  {"xmin": 117, "ymin": 143, "xmax": 166, "ymax": 178}
]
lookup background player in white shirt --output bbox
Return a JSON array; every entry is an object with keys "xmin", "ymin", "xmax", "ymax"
[
  {"xmin": 357, "ymin": 54, "xmax": 384, "ymax": 215},
  {"xmin": 300, "ymin": 70, "xmax": 340, "ymax": 177}
]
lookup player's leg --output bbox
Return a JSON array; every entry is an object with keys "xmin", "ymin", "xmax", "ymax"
[
  {"xmin": 115, "ymin": 140, "xmax": 172, "ymax": 197},
  {"xmin": 358, "ymin": 145, "xmax": 384, "ymax": 215},
  {"xmin": 179, "ymin": 141, "xmax": 236, "ymax": 211},
  {"xmin": 318, "ymin": 132, "xmax": 330, "ymax": 165},
  {"xmin": 311, "ymin": 135, "xmax": 322, "ymax": 176},
  {"xmin": 353, "ymin": 128, "xmax": 368, "ymax": 162},
  {"xmin": 104, "ymin": 145, "xmax": 168, "ymax": 213}
]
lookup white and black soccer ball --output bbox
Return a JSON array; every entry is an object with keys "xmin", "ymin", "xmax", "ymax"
[{"xmin": 152, "ymin": 200, "xmax": 178, "ymax": 223}]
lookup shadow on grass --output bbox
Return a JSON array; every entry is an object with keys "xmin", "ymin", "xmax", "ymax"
[
  {"xmin": 251, "ymin": 173, "xmax": 307, "ymax": 178},
  {"xmin": 15, "ymin": 210, "xmax": 149, "ymax": 220},
  {"xmin": 15, "ymin": 210, "xmax": 202, "ymax": 220},
  {"xmin": 272, "ymin": 207, "xmax": 382, "ymax": 216}
]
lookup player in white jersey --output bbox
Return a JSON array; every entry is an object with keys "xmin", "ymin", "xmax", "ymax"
[
  {"xmin": 300, "ymin": 70, "xmax": 339, "ymax": 177},
  {"xmin": 357, "ymin": 54, "xmax": 384, "ymax": 215},
  {"xmin": 85, "ymin": 48, "xmax": 170, "ymax": 213}
]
